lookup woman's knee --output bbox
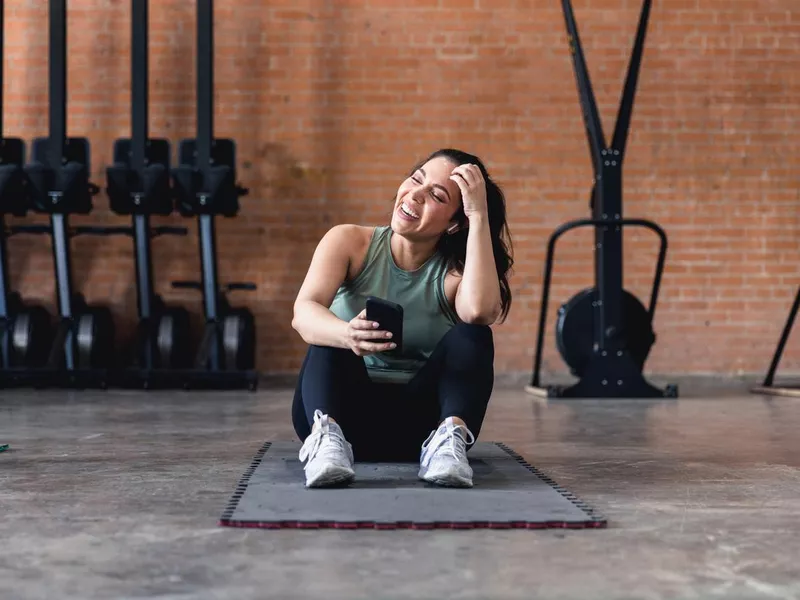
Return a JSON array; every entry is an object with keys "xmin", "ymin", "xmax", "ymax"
[
  {"xmin": 445, "ymin": 323, "xmax": 493, "ymax": 350},
  {"xmin": 303, "ymin": 344, "xmax": 363, "ymax": 371},
  {"xmin": 441, "ymin": 323, "xmax": 494, "ymax": 367},
  {"xmin": 446, "ymin": 321, "xmax": 493, "ymax": 339},
  {"xmin": 307, "ymin": 344, "xmax": 354, "ymax": 360}
]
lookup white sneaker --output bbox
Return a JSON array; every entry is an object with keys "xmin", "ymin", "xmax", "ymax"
[
  {"xmin": 298, "ymin": 410, "xmax": 355, "ymax": 488},
  {"xmin": 418, "ymin": 417, "xmax": 476, "ymax": 488}
]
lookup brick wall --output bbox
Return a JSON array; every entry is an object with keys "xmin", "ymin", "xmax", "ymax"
[{"xmin": 3, "ymin": 0, "xmax": 798, "ymax": 379}]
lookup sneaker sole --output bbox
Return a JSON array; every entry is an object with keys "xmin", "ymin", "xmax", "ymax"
[
  {"xmin": 424, "ymin": 476, "xmax": 473, "ymax": 488},
  {"xmin": 306, "ymin": 466, "xmax": 355, "ymax": 488},
  {"xmin": 419, "ymin": 469, "xmax": 473, "ymax": 488}
]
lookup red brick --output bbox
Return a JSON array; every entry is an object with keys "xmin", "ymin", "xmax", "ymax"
[{"xmin": 3, "ymin": 0, "xmax": 797, "ymax": 377}]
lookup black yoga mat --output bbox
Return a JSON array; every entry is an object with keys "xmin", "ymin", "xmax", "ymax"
[{"xmin": 219, "ymin": 442, "xmax": 606, "ymax": 530}]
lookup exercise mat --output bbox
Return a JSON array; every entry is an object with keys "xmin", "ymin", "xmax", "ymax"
[{"xmin": 220, "ymin": 442, "xmax": 606, "ymax": 530}]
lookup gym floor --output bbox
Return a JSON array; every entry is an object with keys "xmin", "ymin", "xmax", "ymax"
[{"xmin": 1, "ymin": 382, "xmax": 798, "ymax": 600}]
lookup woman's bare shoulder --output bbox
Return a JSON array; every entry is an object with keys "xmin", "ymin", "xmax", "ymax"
[
  {"xmin": 323, "ymin": 224, "xmax": 374, "ymax": 247},
  {"xmin": 321, "ymin": 224, "xmax": 376, "ymax": 280}
]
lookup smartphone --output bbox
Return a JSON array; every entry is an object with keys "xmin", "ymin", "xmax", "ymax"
[{"xmin": 365, "ymin": 296, "xmax": 403, "ymax": 353}]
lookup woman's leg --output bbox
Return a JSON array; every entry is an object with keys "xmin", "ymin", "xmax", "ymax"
[
  {"xmin": 290, "ymin": 324, "xmax": 493, "ymax": 484},
  {"xmin": 405, "ymin": 323, "xmax": 495, "ymax": 487},
  {"xmin": 292, "ymin": 345, "xmax": 377, "ymax": 486},
  {"xmin": 292, "ymin": 344, "xmax": 374, "ymax": 440},
  {"xmin": 406, "ymin": 322, "xmax": 494, "ymax": 437},
  {"xmin": 293, "ymin": 345, "xmax": 417, "ymax": 468}
]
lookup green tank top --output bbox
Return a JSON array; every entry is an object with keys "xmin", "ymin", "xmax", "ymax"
[{"xmin": 328, "ymin": 226, "xmax": 460, "ymax": 383}]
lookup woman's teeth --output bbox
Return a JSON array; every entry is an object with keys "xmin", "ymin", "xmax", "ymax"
[{"xmin": 401, "ymin": 203, "xmax": 420, "ymax": 219}]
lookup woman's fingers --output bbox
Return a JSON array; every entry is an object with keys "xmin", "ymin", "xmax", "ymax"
[
  {"xmin": 449, "ymin": 173, "xmax": 468, "ymax": 196},
  {"xmin": 350, "ymin": 312, "xmax": 380, "ymax": 330},
  {"xmin": 451, "ymin": 164, "xmax": 480, "ymax": 186},
  {"xmin": 352, "ymin": 328, "xmax": 392, "ymax": 341},
  {"xmin": 357, "ymin": 340, "xmax": 397, "ymax": 353},
  {"xmin": 349, "ymin": 309, "xmax": 395, "ymax": 354}
]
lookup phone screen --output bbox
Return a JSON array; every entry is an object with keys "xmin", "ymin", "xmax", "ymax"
[{"xmin": 365, "ymin": 297, "xmax": 403, "ymax": 353}]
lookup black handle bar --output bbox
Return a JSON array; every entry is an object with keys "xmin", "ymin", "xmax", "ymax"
[
  {"xmin": 171, "ymin": 281, "xmax": 257, "ymax": 292},
  {"xmin": 7, "ymin": 225, "xmax": 51, "ymax": 236},
  {"xmin": 227, "ymin": 282, "xmax": 257, "ymax": 291},
  {"xmin": 152, "ymin": 226, "xmax": 188, "ymax": 237},
  {"xmin": 72, "ymin": 225, "xmax": 132, "ymax": 236}
]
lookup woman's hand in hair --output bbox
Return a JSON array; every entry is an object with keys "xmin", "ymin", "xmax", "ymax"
[{"xmin": 450, "ymin": 163, "xmax": 487, "ymax": 222}]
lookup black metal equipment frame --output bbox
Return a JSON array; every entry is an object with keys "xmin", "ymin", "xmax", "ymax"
[
  {"xmin": 170, "ymin": 0, "xmax": 257, "ymax": 390},
  {"xmin": 752, "ymin": 287, "xmax": 800, "ymax": 397},
  {"xmin": 103, "ymin": 0, "xmax": 191, "ymax": 389},
  {"xmin": 526, "ymin": 0, "xmax": 677, "ymax": 399},
  {"xmin": 15, "ymin": 0, "xmax": 112, "ymax": 388},
  {"xmin": 0, "ymin": 0, "xmax": 23, "ymax": 372},
  {"xmin": 0, "ymin": 2, "xmax": 54, "ymax": 381}
]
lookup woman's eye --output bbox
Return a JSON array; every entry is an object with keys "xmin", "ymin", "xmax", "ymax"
[{"xmin": 411, "ymin": 177, "xmax": 422, "ymax": 184}]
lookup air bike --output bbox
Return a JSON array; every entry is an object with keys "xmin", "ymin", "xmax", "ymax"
[{"xmin": 525, "ymin": 0, "xmax": 678, "ymax": 399}]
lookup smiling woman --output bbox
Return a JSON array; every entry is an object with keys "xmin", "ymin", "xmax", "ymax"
[{"xmin": 290, "ymin": 149, "xmax": 514, "ymax": 489}]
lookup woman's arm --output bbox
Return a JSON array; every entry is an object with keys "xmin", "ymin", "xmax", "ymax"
[
  {"xmin": 291, "ymin": 225, "xmax": 356, "ymax": 348},
  {"xmin": 449, "ymin": 164, "xmax": 502, "ymax": 325},
  {"xmin": 292, "ymin": 225, "xmax": 396, "ymax": 354},
  {"xmin": 455, "ymin": 214, "xmax": 502, "ymax": 324}
]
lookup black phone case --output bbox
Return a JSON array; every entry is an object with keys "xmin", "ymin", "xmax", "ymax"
[{"xmin": 365, "ymin": 297, "xmax": 403, "ymax": 352}]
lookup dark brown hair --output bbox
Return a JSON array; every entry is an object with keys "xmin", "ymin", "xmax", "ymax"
[{"xmin": 409, "ymin": 148, "xmax": 514, "ymax": 322}]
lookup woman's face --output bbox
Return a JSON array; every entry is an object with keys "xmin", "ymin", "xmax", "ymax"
[{"xmin": 390, "ymin": 156, "xmax": 462, "ymax": 239}]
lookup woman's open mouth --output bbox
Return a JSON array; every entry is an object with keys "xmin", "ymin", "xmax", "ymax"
[{"xmin": 397, "ymin": 202, "xmax": 420, "ymax": 221}]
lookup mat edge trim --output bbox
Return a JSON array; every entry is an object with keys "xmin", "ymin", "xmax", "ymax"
[{"xmin": 218, "ymin": 441, "xmax": 608, "ymax": 531}]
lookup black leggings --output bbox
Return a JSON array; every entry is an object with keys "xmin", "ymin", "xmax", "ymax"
[{"xmin": 292, "ymin": 323, "xmax": 495, "ymax": 462}]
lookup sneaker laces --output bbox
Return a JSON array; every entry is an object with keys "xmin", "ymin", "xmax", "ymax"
[
  {"xmin": 298, "ymin": 410, "xmax": 350, "ymax": 467},
  {"xmin": 424, "ymin": 420, "xmax": 475, "ymax": 466}
]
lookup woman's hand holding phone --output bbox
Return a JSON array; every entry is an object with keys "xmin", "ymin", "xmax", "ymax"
[{"xmin": 345, "ymin": 310, "xmax": 396, "ymax": 357}]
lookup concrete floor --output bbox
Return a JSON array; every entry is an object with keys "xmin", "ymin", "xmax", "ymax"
[{"xmin": 1, "ymin": 383, "xmax": 799, "ymax": 600}]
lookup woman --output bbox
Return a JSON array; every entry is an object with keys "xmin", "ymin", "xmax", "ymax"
[{"xmin": 291, "ymin": 148, "xmax": 513, "ymax": 488}]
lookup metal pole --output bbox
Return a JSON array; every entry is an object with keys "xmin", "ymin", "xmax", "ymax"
[
  {"xmin": 48, "ymin": 0, "xmax": 66, "ymax": 168},
  {"xmin": 131, "ymin": 0, "xmax": 154, "ymax": 320},
  {"xmin": 196, "ymin": 0, "xmax": 220, "ymax": 369}
]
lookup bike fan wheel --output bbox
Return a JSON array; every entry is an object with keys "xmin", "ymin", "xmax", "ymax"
[{"xmin": 555, "ymin": 287, "xmax": 655, "ymax": 378}]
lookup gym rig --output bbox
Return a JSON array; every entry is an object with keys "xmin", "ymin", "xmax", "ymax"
[
  {"xmin": 525, "ymin": 0, "xmax": 677, "ymax": 399},
  {"xmin": 752, "ymin": 289, "xmax": 800, "ymax": 397},
  {"xmin": 0, "ymin": 0, "xmax": 257, "ymax": 391}
]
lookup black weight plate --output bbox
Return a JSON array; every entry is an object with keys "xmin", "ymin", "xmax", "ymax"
[
  {"xmin": 76, "ymin": 313, "xmax": 95, "ymax": 370},
  {"xmin": 555, "ymin": 287, "xmax": 655, "ymax": 378},
  {"xmin": 7, "ymin": 292, "xmax": 23, "ymax": 313},
  {"xmin": 222, "ymin": 308, "xmax": 256, "ymax": 371},
  {"xmin": 10, "ymin": 305, "xmax": 53, "ymax": 368},
  {"xmin": 92, "ymin": 307, "xmax": 116, "ymax": 368},
  {"xmin": 76, "ymin": 307, "xmax": 116, "ymax": 369},
  {"xmin": 221, "ymin": 314, "xmax": 241, "ymax": 372},
  {"xmin": 156, "ymin": 307, "xmax": 192, "ymax": 369}
]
